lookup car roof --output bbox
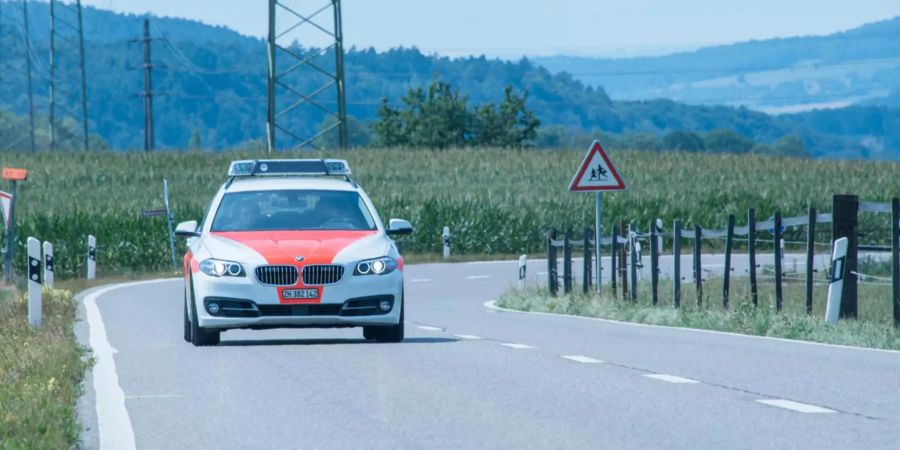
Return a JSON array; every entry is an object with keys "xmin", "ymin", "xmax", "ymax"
[{"xmin": 225, "ymin": 176, "xmax": 359, "ymax": 193}]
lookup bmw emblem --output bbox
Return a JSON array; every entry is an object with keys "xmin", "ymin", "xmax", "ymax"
[{"xmin": 295, "ymin": 256, "xmax": 305, "ymax": 262}]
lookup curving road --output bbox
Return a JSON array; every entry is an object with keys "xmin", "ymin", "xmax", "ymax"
[{"xmin": 76, "ymin": 256, "xmax": 900, "ymax": 449}]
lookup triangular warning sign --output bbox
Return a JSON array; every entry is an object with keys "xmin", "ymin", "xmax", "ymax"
[{"xmin": 569, "ymin": 141, "xmax": 626, "ymax": 192}]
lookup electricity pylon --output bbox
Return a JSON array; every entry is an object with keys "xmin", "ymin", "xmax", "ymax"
[
  {"xmin": 49, "ymin": 0, "xmax": 90, "ymax": 151},
  {"xmin": 266, "ymin": 0, "xmax": 347, "ymax": 152}
]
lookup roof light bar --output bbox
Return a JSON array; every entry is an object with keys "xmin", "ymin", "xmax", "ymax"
[{"xmin": 227, "ymin": 159, "xmax": 351, "ymax": 177}]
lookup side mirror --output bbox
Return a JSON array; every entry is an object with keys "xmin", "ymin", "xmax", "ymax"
[
  {"xmin": 386, "ymin": 218, "xmax": 413, "ymax": 237},
  {"xmin": 175, "ymin": 220, "xmax": 200, "ymax": 238}
]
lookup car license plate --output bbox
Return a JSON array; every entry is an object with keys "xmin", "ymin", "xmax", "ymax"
[{"xmin": 282, "ymin": 288, "xmax": 318, "ymax": 300}]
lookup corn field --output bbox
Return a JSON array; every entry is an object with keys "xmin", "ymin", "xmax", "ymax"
[{"xmin": 1, "ymin": 148, "xmax": 898, "ymax": 279}]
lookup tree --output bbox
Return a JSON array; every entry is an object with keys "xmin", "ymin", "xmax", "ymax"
[
  {"xmin": 663, "ymin": 131, "xmax": 705, "ymax": 152},
  {"xmin": 374, "ymin": 80, "xmax": 539, "ymax": 149},
  {"xmin": 187, "ymin": 129, "xmax": 202, "ymax": 149},
  {"xmin": 703, "ymin": 129, "xmax": 754, "ymax": 153},
  {"xmin": 773, "ymin": 135, "xmax": 808, "ymax": 157}
]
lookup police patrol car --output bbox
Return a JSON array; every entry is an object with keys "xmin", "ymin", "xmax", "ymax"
[{"xmin": 176, "ymin": 159, "xmax": 412, "ymax": 346}]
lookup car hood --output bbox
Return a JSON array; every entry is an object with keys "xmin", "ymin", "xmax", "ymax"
[{"xmin": 205, "ymin": 230, "xmax": 384, "ymax": 266}]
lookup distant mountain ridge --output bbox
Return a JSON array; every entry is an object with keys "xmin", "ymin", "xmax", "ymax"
[
  {"xmin": 0, "ymin": 2, "xmax": 899, "ymax": 159},
  {"xmin": 534, "ymin": 16, "xmax": 900, "ymax": 113}
]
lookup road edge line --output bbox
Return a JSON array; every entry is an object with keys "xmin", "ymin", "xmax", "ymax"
[
  {"xmin": 483, "ymin": 300, "xmax": 900, "ymax": 355},
  {"xmin": 77, "ymin": 278, "xmax": 180, "ymax": 450}
]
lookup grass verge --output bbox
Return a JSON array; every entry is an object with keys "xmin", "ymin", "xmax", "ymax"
[
  {"xmin": 0, "ymin": 286, "xmax": 90, "ymax": 448},
  {"xmin": 498, "ymin": 277, "xmax": 900, "ymax": 351}
]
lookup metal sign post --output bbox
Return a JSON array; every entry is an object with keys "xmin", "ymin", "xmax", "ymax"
[
  {"xmin": 569, "ymin": 141, "xmax": 626, "ymax": 294},
  {"xmin": 2, "ymin": 167, "xmax": 28, "ymax": 284},
  {"xmin": 163, "ymin": 179, "xmax": 177, "ymax": 270},
  {"xmin": 595, "ymin": 193, "xmax": 602, "ymax": 291}
]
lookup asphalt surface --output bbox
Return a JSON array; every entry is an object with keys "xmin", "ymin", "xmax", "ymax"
[{"xmin": 76, "ymin": 255, "xmax": 900, "ymax": 449}]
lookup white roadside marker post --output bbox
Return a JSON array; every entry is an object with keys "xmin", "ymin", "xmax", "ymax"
[
  {"xmin": 27, "ymin": 237, "xmax": 42, "ymax": 327},
  {"xmin": 442, "ymin": 226, "xmax": 450, "ymax": 259},
  {"xmin": 518, "ymin": 254, "xmax": 527, "ymax": 289},
  {"xmin": 87, "ymin": 234, "xmax": 96, "ymax": 280},
  {"xmin": 825, "ymin": 237, "xmax": 848, "ymax": 323},
  {"xmin": 43, "ymin": 241, "xmax": 54, "ymax": 288}
]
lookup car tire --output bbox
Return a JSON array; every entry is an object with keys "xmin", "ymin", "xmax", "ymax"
[
  {"xmin": 183, "ymin": 295, "xmax": 192, "ymax": 343},
  {"xmin": 188, "ymin": 276, "xmax": 220, "ymax": 347},
  {"xmin": 363, "ymin": 294, "xmax": 404, "ymax": 343}
]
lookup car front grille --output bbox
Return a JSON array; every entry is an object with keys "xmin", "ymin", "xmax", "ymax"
[
  {"xmin": 301, "ymin": 264, "xmax": 344, "ymax": 285},
  {"xmin": 255, "ymin": 265, "xmax": 299, "ymax": 286}
]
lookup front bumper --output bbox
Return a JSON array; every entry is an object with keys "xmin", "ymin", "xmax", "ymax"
[{"xmin": 191, "ymin": 268, "xmax": 403, "ymax": 329}]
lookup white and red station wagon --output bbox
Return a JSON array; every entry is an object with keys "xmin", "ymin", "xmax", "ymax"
[{"xmin": 176, "ymin": 159, "xmax": 413, "ymax": 346}]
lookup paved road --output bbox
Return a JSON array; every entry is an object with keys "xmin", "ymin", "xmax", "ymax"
[{"xmin": 76, "ymin": 255, "xmax": 900, "ymax": 449}]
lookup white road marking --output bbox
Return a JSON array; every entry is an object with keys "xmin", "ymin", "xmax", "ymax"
[
  {"xmin": 125, "ymin": 394, "xmax": 189, "ymax": 400},
  {"xmin": 643, "ymin": 374, "xmax": 699, "ymax": 384},
  {"xmin": 561, "ymin": 355, "xmax": 603, "ymax": 364},
  {"xmin": 454, "ymin": 334, "xmax": 483, "ymax": 340},
  {"xmin": 85, "ymin": 281, "xmax": 175, "ymax": 450},
  {"xmin": 411, "ymin": 278, "xmax": 431, "ymax": 282},
  {"xmin": 755, "ymin": 399, "xmax": 836, "ymax": 413},
  {"xmin": 466, "ymin": 275, "xmax": 492, "ymax": 280},
  {"xmin": 500, "ymin": 343, "xmax": 534, "ymax": 349},
  {"xmin": 483, "ymin": 300, "xmax": 900, "ymax": 355},
  {"xmin": 417, "ymin": 325, "xmax": 443, "ymax": 331}
]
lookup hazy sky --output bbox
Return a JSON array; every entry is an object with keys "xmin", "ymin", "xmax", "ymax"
[{"xmin": 80, "ymin": 0, "xmax": 900, "ymax": 58}]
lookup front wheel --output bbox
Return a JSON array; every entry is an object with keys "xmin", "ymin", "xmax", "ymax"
[
  {"xmin": 183, "ymin": 296, "xmax": 192, "ymax": 343},
  {"xmin": 188, "ymin": 277, "xmax": 220, "ymax": 347},
  {"xmin": 363, "ymin": 295, "xmax": 404, "ymax": 343}
]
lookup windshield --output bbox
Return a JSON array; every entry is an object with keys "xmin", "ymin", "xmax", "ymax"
[{"xmin": 210, "ymin": 189, "xmax": 377, "ymax": 232}]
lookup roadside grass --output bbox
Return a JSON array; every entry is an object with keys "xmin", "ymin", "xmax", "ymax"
[
  {"xmin": 498, "ymin": 274, "xmax": 900, "ymax": 350},
  {"xmin": 0, "ymin": 286, "xmax": 89, "ymax": 449}
]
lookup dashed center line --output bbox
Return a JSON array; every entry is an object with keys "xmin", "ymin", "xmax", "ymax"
[
  {"xmin": 561, "ymin": 355, "xmax": 603, "ymax": 364},
  {"xmin": 500, "ymin": 343, "xmax": 534, "ymax": 349},
  {"xmin": 454, "ymin": 334, "xmax": 483, "ymax": 340},
  {"xmin": 643, "ymin": 374, "xmax": 700, "ymax": 384},
  {"xmin": 417, "ymin": 325, "xmax": 443, "ymax": 331},
  {"xmin": 465, "ymin": 275, "xmax": 492, "ymax": 280},
  {"xmin": 411, "ymin": 278, "xmax": 431, "ymax": 282},
  {"xmin": 755, "ymin": 399, "xmax": 836, "ymax": 413}
]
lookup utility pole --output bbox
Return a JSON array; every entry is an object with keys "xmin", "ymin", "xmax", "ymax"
[
  {"xmin": 22, "ymin": 0, "xmax": 36, "ymax": 153},
  {"xmin": 266, "ymin": 0, "xmax": 348, "ymax": 152},
  {"xmin": 49, "ymin": 0, "xmax": 56, "ymax": 151},
  {"xmin": 76, "ymin": 0, "xmax": 89, "ymax": 151},
  {"xmin": 140, "ymin": 18, "xmax": 155, "ymax": 152}
]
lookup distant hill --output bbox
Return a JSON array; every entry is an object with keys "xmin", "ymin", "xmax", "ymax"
[
  {"xmin": 1, "ymin": 2, "xmax": 899, "ymax": 159},
  {"xmin": 534, "ymin": 17, "xmax": 900, "ymax": 114}
]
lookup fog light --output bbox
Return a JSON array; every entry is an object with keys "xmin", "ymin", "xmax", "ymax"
[
  {"xmin": 207, "ymin": 302, "xmax": 221, "ymax": 315},
  {"xmin": 379, "ymin": 300, "xmax": 391, "ymax": 312}
]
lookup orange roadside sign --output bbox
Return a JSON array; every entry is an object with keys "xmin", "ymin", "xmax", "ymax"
[{"xmin": 2, "ymin": 168, "xmax": 28, "ymax": 181}]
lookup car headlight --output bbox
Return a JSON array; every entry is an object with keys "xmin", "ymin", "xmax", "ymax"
[
  {"xmin": 354, "ymin": 257, "xmax": 397, "ymax": 276},
  {"xmin": 199, "ymin": 258, "xmax": 246, "ymax": 277}
]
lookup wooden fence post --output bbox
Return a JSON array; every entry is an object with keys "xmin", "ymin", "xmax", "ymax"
[
  {"xmin": 563, "ymin": 230, "xmax": 572, "ymax": 294},
  {"xmin": 673, "ymin": 219, "xmax": 682, "ymax": 308},
  {"xmin": 694, "ymin": 225, "xmax": 703, "ymax": 306},
  {"xmin": 748, "ymin": 208, "xmax": 758, "ymax": 306},
  {"xmin": 548, "ymin": 228, "xmax": 558, "ymax": 296},
  {"xmin": 620, "ymin": 220, "xmax": 628, "ymax": 300},
  {"xmin": 832, "ymin": 195, "xmax": 858, "ymax": 318},
  {"xmin": 774, "ymin": 212, "xmax": 783, "ymax": 312},
  {"xmin": 806, "ymin": 207, "xmax": 816, "ymax": 315},
  {"xmin": 723, "ymin": 214, "xmax": 735, "ymax": 308},
  {"xmin": 583, "ymin": 228, "xmax": 592, "ymax": 294},
  {"xmin": 611, "ymin": 227, "xmax": 618, "ymax": 296},
  {"xmin": 650, "ymin": 220, "xmax": 659, "ymax": 306},
  {"xmin": 892, "ymin": 198, "xmax": 899, "ymax": 326}
]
